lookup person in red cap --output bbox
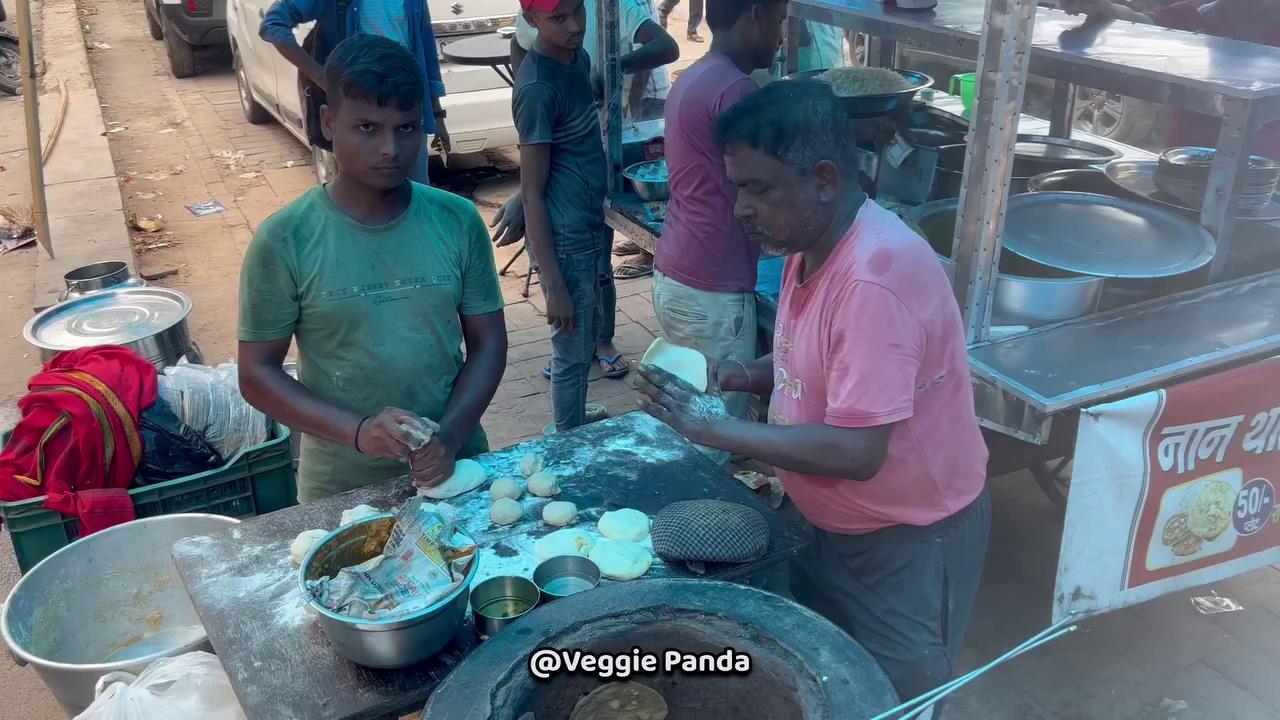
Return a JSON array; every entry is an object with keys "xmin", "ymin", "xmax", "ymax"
[{"xmin": 513, "ymin": 0, "xmax": 612, "ymax": 433}]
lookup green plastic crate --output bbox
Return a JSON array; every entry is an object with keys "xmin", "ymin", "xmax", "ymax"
[{"xmin": 0, "ymin": 422, "xmax": 298, "ymax": 573}]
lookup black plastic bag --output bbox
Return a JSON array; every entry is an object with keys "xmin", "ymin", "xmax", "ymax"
[{"xmin": 136, "ymin": 398, "xmax": 224, "ymax": 486}]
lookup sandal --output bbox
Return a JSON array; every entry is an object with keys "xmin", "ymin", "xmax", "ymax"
[
  {"xmin": 614, "ymin": 258, "xmax": 654, "ymax": 280},
  {"xmin": 596, "ymin": 353, "xmax": 630, "ymax": 379},
  {"xmin": 687, "ymin": 32, "xmax": 705, "ymax": 43},
  {"xmin": 613, "ymin": 239, "xmax": 644, "ymax": 257}
]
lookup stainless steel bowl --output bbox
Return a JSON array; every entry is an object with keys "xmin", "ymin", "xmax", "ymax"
[
  {"xmin": 299, "ymin": 515, "xmax": 477, "ymax": 669},
  {"xmin": 908, "ymin": 198, "xmax": 1103, "ymax": 327},
  {"xmin": 60, "ymin": 261, "xmax": 146, "ymax": 302},
  {"xmin": 623, "ymin": 159, "xmax": 670, "ymax": 201},
  {"xmin": 470, "ymin": 575, "xmax": 540, "ymax": 637},
  {"xmin": 533, "ymin": 555, "xmax": 600, "ymax": 600},
  {"xmin": 1, "ymin": 514, "xmax": 239, "ymax": 715}
]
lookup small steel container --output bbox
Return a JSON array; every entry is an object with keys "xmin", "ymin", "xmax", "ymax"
[
  {"xmin": 470, "ymin": 575, "xmax": 540, "ymax": 637},
  {"xmin": 60, "ymin": 261, "xmax": 145, "ymax": 301},
  {"xmin": 533, "ymin": 555, "xmax": 601, "ymax": 601},
  {"xmin": 299, "ymin": 515, "xmax": 477, "ymax": 669},
  {"xmin": 623, "ymin": 159, "xmax": 669, "ymax": 201}
]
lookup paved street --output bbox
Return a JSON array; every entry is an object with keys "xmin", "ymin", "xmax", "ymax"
[{"xmin": 1, "ymin": 0, "xmax": 1280, "ymax": 718}]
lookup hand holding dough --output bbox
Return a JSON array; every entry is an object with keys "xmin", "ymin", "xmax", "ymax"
[
  {"xmin": 290, "ymin": 529, "xmax": 328, "ymax": 565},
  {"xmin": 419, "ymin": 458, "xmax": 488, "ymax": 499},
  {"xmin": 590, "ymin": 539, "xmax": 653, "ymax": 580},
  {"xmin": 598, "ymin": 509, "xmax": 651, "ymax": 542},
  {"xmin": 542, "ymin": 501, "xmax": 578, "ymax": 527},
  {"xmin": 490, "ymin": 497, "xmax": 524, "ymax": 525},
  {"xmin": 536, "ymin": 528, "xmax": 596, "ymax": 561},
  {"xmin": 520, "ymin": 452, "xmax": 545, "ymax": 477},
  {"xmin": 490, "ymin": 477, "xmax": 522, "ymax": 501},
  {"xmin": 527, "ymin": 470, "xmax": 560, "ymax": 498}
]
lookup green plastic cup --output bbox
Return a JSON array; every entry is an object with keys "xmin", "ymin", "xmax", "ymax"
[{"xmin": 950, "ymin": 72, "xmax": 976, "ymax": 112}]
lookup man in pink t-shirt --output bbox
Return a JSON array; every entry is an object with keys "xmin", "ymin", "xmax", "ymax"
[
  {"xmin": 638, "ymin": 80, "xmax": 989, "ymax": 718},
  {"xmin": 650, "ymin": 0, "xmax": 787, "ymax": 464}
]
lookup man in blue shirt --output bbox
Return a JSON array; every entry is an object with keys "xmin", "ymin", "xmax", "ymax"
[{"xmin": 260, "ymin": 0, "xmax": 449, "ymax": 184}]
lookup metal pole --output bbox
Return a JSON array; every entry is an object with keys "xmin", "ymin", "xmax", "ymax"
[
  {"xmin": 951, "ymin": 0, "xmax": 1037, "ymax": 344},
  {"xmin": 601, "ymin": 0, "xmax": 623, "ymax": 196},
  {"xmin": 784, "ymin": 15, "xmax": 801, "ymax": 76},
  {"xmin": 1048, "ymin": 80, "xmax": 1074, "ymax": 139},
  {"xmin": 1202, "ymin": 96, "xmax": 1257, "ymax": 281},
  {"xmin": 15, "ymin": 0, "xmax": 53, "ymax": 257}
]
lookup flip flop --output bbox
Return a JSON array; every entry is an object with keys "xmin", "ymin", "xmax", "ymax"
[
  {"xmin": 596, "ymin": 353, "xmax": 630, "ymax": 379},
  {"xmin": 614, "ymin": 260, "xmax": 654, "ymax": 280},
  {"xmin": 613, "ymin": 240, "xmax": 644, "ymax": 257}
]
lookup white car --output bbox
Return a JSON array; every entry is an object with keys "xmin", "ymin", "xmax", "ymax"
[{"xmin": 227, "ymin": 0, "xmax": 519, "ymax": 181}]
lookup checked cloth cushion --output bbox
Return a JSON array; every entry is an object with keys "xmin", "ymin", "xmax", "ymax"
[{"xmin": 651, "ymin": 500, "xmax": 770, "ymax": 563}]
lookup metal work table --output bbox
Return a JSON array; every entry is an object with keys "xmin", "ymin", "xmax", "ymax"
[
  {"xmin": 171, "ymin": 413, "xmax": 809, "ymax": 720},
  {"xmin": 789, "ymin": 0, "xmax": 1280, "ymax": 281},
  {"xmin": 969, "ymin": 268, "xmax": 1280, "ymax": 416}
]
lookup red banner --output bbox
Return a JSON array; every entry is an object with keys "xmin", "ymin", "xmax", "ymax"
[{"xmin": 1126, "ymin": 359, "xmax": 1280, "ymax": 589}]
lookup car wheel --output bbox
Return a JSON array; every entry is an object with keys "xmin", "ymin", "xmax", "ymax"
[
  {"xmin": 313, "ymin": 145, "xmax": 337, "ymax": 185},
  {"xmin": 0, "ymin": 38, "xmax": 20, "ymax": 96},
  {"xmin": 1073, "ymin": 87, "xmax": 1159, "ymax": 147},
  {"xmin": 162, "ymin": 17, "xmax": 197, "ymax": 78},
  {"xmin": 145, "ymin": 1, "xmax": 164, "ymax": 40},
  {"xmin": 235, "ymin": 52, "xmax": 271, "ymax": 124}
]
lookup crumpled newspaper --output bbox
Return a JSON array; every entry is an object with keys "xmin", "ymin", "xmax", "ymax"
[{"xmin": 305, "ymin": 498, "xmax": 476, "ymax": 620}]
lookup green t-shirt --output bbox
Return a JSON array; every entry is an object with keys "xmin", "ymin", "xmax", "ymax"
[{"xmin": 238, "ymin": 183, "xmax": 504, "ymax": 501}]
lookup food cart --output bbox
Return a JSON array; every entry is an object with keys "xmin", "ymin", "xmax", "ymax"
[{"xmin": 598, "ymin": 0, "xmax": 1280, "ymax": 622}]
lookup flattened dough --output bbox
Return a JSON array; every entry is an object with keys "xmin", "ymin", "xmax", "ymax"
[
  {"xmin": 520, "ymin": 452, "xmax": 545, "ymax": 477},
  {"xmin": 570, "ymin": 682, "xmax": 668, "ymax": 720},
  {"xmin": 340, "ymin": 504, "xmax": 380, "ymax": 527},
  {"xmin": 640, "ymin": 338, "xmax": 708, "ymax": 392},
  {"xmin": 536, "ymin": 528, "xmax": 596, "ymax": 561},
  {"xmin": 420, "ymin": 458, "xmax": 488, "ymax": 499},
  {"xmin": 527, "ymin": 470, "xmax": 560, "ymax": 498},
  {"xmin": 542, "ymin": 501, "xmax": 578, "ymax": 527},
  {"xmin": 589, "ymin": 539, "xmax": 653, "ymax": 581},
  {"xmin": 598, "ymin": 508, "xmax": 651, "ymax": 542},
  {"xmin": 489, "ymin": 477, "xmax": 522, "ymax": 501},
  {"xmin": 490, "ymin": 497, "xmax": 524, "ymax": 525},
  {"xmin": 290, "ymin": 529, "xmax": 328, "ymax": 565}
]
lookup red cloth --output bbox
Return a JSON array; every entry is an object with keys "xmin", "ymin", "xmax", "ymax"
[
  {"xmin": 0, "ymin": 346, "xmax": 158, "ymax": 534},
  {"xmin": 1150, "ymin": 0, "xmax": 1280, "ymax": 161}
]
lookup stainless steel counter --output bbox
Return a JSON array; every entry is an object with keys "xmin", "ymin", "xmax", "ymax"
[
  {"xmin": 969, "ymin": 269, "xmax": 1280, "ymax": 415},
  {"xmin": 790, "ymin": 0, "xmax": 1280, "ymax": 119}
]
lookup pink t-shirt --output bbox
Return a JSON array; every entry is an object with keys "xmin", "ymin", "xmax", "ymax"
[
  {"xmin": 654, "ymin": 53, "xmax": 760, "ymax": 294},
  {"xmin": 769, "ymin": 200, "xmax": 988, "ymax": 534}
]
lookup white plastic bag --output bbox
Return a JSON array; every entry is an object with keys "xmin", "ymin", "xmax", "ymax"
[
  {"xmin": 157, "ymin": 361, "xmax": 269, "ymax": 459},
  {"xmin": 74, "ymin": 651, "xmax": 247, "ymax": 720}
]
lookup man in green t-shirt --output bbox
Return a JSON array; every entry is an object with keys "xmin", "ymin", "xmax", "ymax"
[{"xmin": 237, "ymin": 34, "xmax": 508, "ymax": 502}]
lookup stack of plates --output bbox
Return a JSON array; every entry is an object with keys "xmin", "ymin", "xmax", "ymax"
[{"xmin": 1153, "ymin": 147, "xmax": 1280, "ymax": 211}]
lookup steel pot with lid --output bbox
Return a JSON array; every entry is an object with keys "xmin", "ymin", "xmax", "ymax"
[
  {"xmin": 24, "ymin": 286, "xmax": 197, "ymax": 368},
  {"xmin": 908, "ymin": 198, "xmax": 1104, "ymax": 327}
]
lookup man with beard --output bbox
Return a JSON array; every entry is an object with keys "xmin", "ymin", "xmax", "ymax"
[{"xmin": 637, "ymin": 79, "xmax": 990, "ymax": 719}]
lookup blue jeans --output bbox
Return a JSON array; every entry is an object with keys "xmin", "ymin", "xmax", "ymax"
[{"xmin": 546, "ymin": 245, "xmax": 607, "ymax": 432}]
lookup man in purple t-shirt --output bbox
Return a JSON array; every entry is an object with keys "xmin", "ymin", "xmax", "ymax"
[{"xmin": 653, "ymin": 0, "xmax": 787, "ymax": 463}]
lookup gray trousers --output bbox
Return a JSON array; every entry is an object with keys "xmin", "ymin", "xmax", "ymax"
[{"xmin": 788, "ymin": 489, "xmax": 991, "ymax": 714}]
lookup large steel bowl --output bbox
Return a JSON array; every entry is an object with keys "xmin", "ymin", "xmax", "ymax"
[
  {"xmin": 299, "ymin": 514, "xmax": 477, "ymax": 669},
  {"xmin": 908, "ymin": 198, "xmax": 1103, "ymax": 327},
  {"xmin": 1, "ymin": 514, "xmax": 239, "ymax": 715},
  {"xmin": 623, "ymin": 159, "xmax": 670, "ymax": 201}
]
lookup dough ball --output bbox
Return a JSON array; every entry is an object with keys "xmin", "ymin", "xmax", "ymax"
[
  {"xmin": 490, "ymin": 497, "xmax": 524, "ymax": 526},
  {"xmin": 598, "ymin": 508, "xmax": 651, "ymax": 542},
  {"xmin": 536, "ymin": 528, "xmax": 596, "ymax": 562},
  {"xmin": 490, "ymin": 477, "xmax": 522, "ymax": 501},
  {"xmin": 570, "ymin": 681, "xmax": 668, "ymax": 720},
  {"xmin": 339, "ymin": 504, "xmax": 380, "ymax": 527},
  {"xmin": 589, "ymin": 539, "xmax": 653, "ymax": 581},
  {"xmin": 542, "ymin": 501, "xmax": 578, "ymax": 527},
  {"xmin": 420, "ymin": 458, "xmax": 488, "ymax": 499},
  {"xmin": 290, "ymin": 529, "xmax": 328, "ymax": 565},
  {"xmin": 527, "ymin": 470, "xmax": 560, "ymax": 498},
  {"xmin": 520, "ymin": 452, "xmax": 545, "ymax": 477}
]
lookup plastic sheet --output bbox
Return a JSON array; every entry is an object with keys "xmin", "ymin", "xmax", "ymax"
[{"xmin": 157, "ymin": 361, "xmax": 269, "ymax": 459}]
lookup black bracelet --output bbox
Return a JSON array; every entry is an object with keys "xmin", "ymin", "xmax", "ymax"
[{"xmin": 353, "ymin": 416, "xmax": 370, "ymax": 454}]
